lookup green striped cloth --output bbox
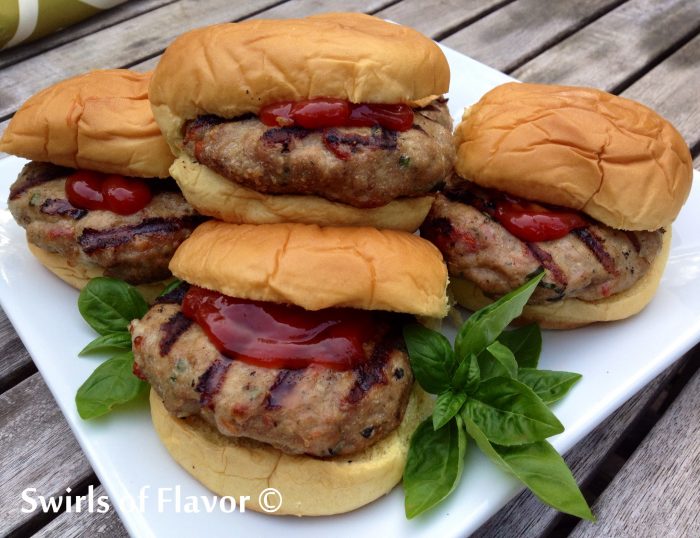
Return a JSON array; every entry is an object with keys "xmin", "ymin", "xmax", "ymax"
[{"xmin": 1, "ymin": 0, "xmax": 127, "ymax": 49}]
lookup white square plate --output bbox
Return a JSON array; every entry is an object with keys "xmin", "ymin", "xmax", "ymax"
[{"xmin": 1, "ymin": 45, "xmax": 699, "ymax": 537}]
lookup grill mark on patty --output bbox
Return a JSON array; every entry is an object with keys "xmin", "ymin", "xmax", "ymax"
[
  {"xmin": 196, "ymin": 356, "xmax": 234, "ymax": 408},
  {"xmin": 625, "ymin": 231, "xmax": 642, "ymax": 253},
  {"xmin": 322, "ymin": 127, "xmax": 398, "ymax": 161},
  {"xmin": 155, "ymin": 281, "xmax": 191, "ymax": 305},
  {"xmin": 159, "ymin": 311, "xmax": 193, "ymax": 356},
  {"xmin": 78, "ymin": 216, "xmax": 200, "ymax": 254},
  {"xmin": 346, "ymin": 334, "xmax": 397, "ymax": 404},
  {"xmin": 526, "ymin": 243, "xmax": 569, "ymax": 291},
  {"xmin": 264, "ymin": 370, "xmax": 304, "ymax": 410},
  {"xmin": 9, "ymin": 164, "xmax": 72, "ymax": 200},
  {"xmin": 39, "ymin": 198, "xmax": 87, "ymax": 220},
  {"xmin": 261, "ymin": 126, "xmax": 311, "ymax": 153},
  {"xmin": 574, "ymin": 227, "xmax": 619, "ymax": 275}
]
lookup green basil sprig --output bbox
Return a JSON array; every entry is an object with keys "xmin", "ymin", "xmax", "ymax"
[
  {"xmin": 75, "ymin": 278, "xmax": 151, "ymax": 419},
  {"xmin": 402, "ymin": 273, "xmax": 592, "ymax": 520}
]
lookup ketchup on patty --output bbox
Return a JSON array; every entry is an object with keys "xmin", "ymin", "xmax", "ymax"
[
  {"xmin": 259, "ymin": 98, "xmax": 414, "ymax": 131},
  {"xmin": 182, "ymin": 286, "xmax": 389, "ymax": 370},
  {"xmin": 66, "ymin": 170, "xmax": 152, "ymax": 215}
]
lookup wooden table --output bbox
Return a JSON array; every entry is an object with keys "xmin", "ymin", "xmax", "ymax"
[{"xmin": 1, "ymin": 1, "xmax": 699, "ymax": 536}]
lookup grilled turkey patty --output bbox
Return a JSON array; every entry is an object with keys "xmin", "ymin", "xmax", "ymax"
[
  {"xmin": 421, "ymin": 192, "xmax": 663, "ymax": 304},
  {"xmin": 8, "ymin": 162, "xmax": 202, "ymax": 284},
  {"xmin": 130, "ymin": 292, "xmax": 413, "ymax": 457},
  {"xmin": 181, "ymin": 100, "xmax": 455, "ymax": 208}
]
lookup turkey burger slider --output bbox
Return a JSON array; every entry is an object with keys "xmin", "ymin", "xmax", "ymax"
[
  {"xmin": 131, "ymin": 221, "xmax": 448, "ymax": 515},
  {"xmin": 1, "ymin": 70, "xmax": 202, "ymax": 295},
  {"xmin": 149, "ymin": 13, "xmax": 454, "ymax": 231},
  {"xmin": 422, "ymin": 82, "xmax": 692, "ymax": 328}
]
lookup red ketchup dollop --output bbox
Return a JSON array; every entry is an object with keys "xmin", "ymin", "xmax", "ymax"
[
  {"xmin": 65, "ymin": 171, "xmax": 152, "ymax": 215},
  {"xmin": 494, "ymin": 198, "xmax": 588, "ymax": 242},
  {"xmin": 182, "ymin": 286, "xmax": 383, "ymax": 370},
  {"xmin": 259, "ymin": 98, "xmax": 414, "ymax": 131}
]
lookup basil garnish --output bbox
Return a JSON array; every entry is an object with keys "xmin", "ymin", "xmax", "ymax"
[
  {"xmin": 402, "ymin": 274, "xmax": 591, "ymax": 520},
  {"xmin": 75, "ymin": 278, "xmax": 156, "ymax": 419}
]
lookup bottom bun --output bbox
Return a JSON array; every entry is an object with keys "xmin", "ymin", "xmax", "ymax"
[
  {"xmin": 150, "ymin": 386, "xmax": 433, "ymax": 516},
  {"xmin": 451, "ymin": 229, "xmax": 672, "ymax": 329},
  {"xmin": 170, "ymin": 157, "xmax": 433, "ymax": 232},
  {"xmin": 28, "ymin": 242, "xmax": 170, "ymax": 303}
]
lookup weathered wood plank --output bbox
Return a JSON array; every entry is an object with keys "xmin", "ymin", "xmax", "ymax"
[
  {"xmin": 621, "ymin": 34, "xmax": 700, "ymax": 157},
  {"xmin": 0, "ymin": 0, "xmax": 282, "ymax": 120},
  {"xmin": 441, "ymin": 0, "xmax": 623, "ymax": 73},
  {"xmin": 253, "ymin": 0, "xmax": 393, "ymax": 19},
  {"xmin": 569, "ymin": 366, "xmax": 700, "ymax": 537},
  {"xmin": 0, "ymin": 307, "xmax": 34, "ymax": 394},
  {"xmin": 33, "ymin": 485, "xmax": 128, "ymax": 538},
  {"xmin": 512, "ymin": 0, "xmax": 700, "ymax": 90},
  {"xmin": 0, "ymin": 0, "xmax": 177, "ymax": 70},
  {"xmin": 0, "ymin": 374, "xmax": 94, "ymax": 536},
  {"xmin": 375, "ymin": 0, "xmax": 510, "ymax": 39},
  {"xmin": 472, "ymin": 362, "xmax": 678, "ymax": 538},
  {"xmin": 130, "ymin": 0, "xmax": 395, "ymax": 73}
]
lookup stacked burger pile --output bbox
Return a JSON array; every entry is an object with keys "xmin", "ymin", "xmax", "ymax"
[
  {"xmin": 2, "ymin": 11, "xmax": 693, "ymax": 519},
  {"xmin": 131, "ymin": 13, "xmax": 454, "ymax": 515}
]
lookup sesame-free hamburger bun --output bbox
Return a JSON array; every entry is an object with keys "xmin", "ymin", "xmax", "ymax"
[
  {"xmin": 424, "ymin": 82, "xmax": 692, "ymax": 328},
  {"xmin": 454, "ymin": 82, "xmax": 692, "ymax": 231},
  {"xmin": 141, "ymin": 221, "xmax": 449, "ymax": 514},
  {"xmin": 169, "ymin": 220, "xmax": 450, "ymax": 317},
  {"xmin": 0, "ymin": 69, "xmax": 174, "ymax": 178},
  {"xmin": 149, "ymin": 13, "xmax": 454, "ymax": 231}
]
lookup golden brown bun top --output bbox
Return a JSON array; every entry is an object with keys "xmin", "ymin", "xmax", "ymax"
[
  {"xmin": 170, "ymin": 221, "xmax": 449, "ymax": 317},
  {"xmin": 0, "ymin": 69, "xmax": 174, "ymax": 178},
  {"xmin": 149, "ymin": 13, "xmax": 449, "ymax": 126},
  {"xmin": 454, "ymin": 82, "xmax": 693, "ymax": 231}
]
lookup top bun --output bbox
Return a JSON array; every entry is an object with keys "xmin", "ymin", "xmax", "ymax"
[
  {"xmin": 149, "ymin": 13, "xmax": 450, "ymax": 148},
  {"xmin": 454, "ymin": 82, "xmax": 692, "ymax": 231},
  {"xmin": 169, "ymin": 221, "xmax": 449, "ymax": 318},
  {"xmin": 0, "ymin": 69, "xmax": 174, "ymax": 178}
]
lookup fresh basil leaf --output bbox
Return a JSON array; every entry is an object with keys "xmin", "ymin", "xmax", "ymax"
[
  {"xmin": 75, "ymin": 352, "xmax": 147, "ymax": 419},
  {"xmin": 403, "ymin": 324, "xmax": 455, "ymax": 394},
  {"xmin": 433, "ymin": 391, "xmax": 467, "ymax": 430},
  {"xmin": 518, "ymin": 369, "xmax": 582, "ymax": 405},
  {"xmin": 485, "ymin": 341, "xmax": 518, "ymax": 378},
  {"xmin": 462, "ymin": 413, "xmax": 593, "ymax": 520},
  {"xmin": 477, "ymin": 349, "xmax": 511, "ymax": 381},
  {"xmin": 79, "ymin": 332, "xmax": 132, "ymax": 356},
  {"xmin": 498, "ymin": 324, "xmax": 542, "ymax": 368},
  {"xmin": 453, "ymin": 353, "xmax": 480, "ymax": 393},
  {"xmin": 462, "ymin": 377, "xmax": 563, "ymax": 445},
  {"xmin": 78, "ymin": 277, "xmax": 148, "ymax": 335},
  {"xmin": 455, "ymin": 272, "xmax": 543, "ymax": 360},
  {"xmin": 404, "ymin": 415, "xmax": 467, "ymax": 518},
  {"xmin": 157, "ymin": 278, "xmax": 182, "ymax": 297}
]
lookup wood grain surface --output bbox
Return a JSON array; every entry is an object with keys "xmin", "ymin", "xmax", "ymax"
[
  {"xmin": 569, "ymin": 367, "xmax": 700, "ymax": 537},
  {"xmin": 0, "ymin": 0, "xmax": 177, "ymax": 71},
  {"xmin": 442, "ymin": 0, "xmax": 624, "ymax": 73},
  {"xmin": 512, "ymin": 0, "xmax": 700, "ymax": 91},
  {"xmin": 0, "ymin": 1, "xmax": 698, "ymax": 537},
  {"xmin": 0, "ymin": 375, "xmax": 94, "ymax": 536},
  {"xmin": 32, "ymin": 486, "xmax": 127, "ymax": 538},
  {"xmin": 472, "ymin": 365, "xmax": 679, "ymax": 537},
  {"xmin": 0, "ymin": 307, "xmax": 34, "ymax": 394}
]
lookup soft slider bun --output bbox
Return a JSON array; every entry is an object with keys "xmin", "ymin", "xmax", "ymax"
[{"xmin": 421, "ymin": 82, "xmax": 692, "ymax": 328}]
